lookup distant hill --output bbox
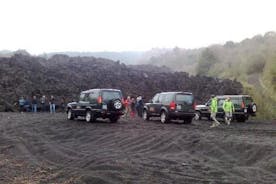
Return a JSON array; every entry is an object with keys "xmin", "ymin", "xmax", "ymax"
[
  {"xmin": 40, "ymin": 51, "xmax": 145, "ymax": 65},
  {"xmin": 0, "ymin": 54, "xmax": 242, "ymax": 111}
]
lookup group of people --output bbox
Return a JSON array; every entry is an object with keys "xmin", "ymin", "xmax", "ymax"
[
  {"xmin": 210, "ymin": 95, "xmax": 235, "ymax": 128},
  {"xmin": 18, "ymin": 95, "xmax": 66, "ymax": 113},
  {"xmin": 123, "ymin": 95, "xmax": 144, "ymax": 118}
]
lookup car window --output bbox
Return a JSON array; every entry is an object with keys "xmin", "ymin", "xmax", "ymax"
[
  {"xmin": 176, "ymin": 94, "xmax": 193, "ymax": 105},
  {"xmin": 218, "ymin": 99, "xmax": 225, "ymax": 107},
  {"xmin": 102, "ymin": 91, "xmax": 122, "ymax": 101},
  {"xmin": 231, "ymin": 97, "xmax": 241, "ymax": 105},
  {"xmin": 243, "ymin": 97, "xmax": 253, "ymax": 105},
  {"xmin": 152, "ymin": 93, "xmax": 160, "ymax": 103},
  {"xmin": 164, "ymin": 94, "xmax": 173, "ymax": 104},
  {"xmin": 79, "ymin": 93, "xmax": 86, "ymax": 101},
  {"xmin": 89, "ymin": 92, "xmax": 98, "ymax": 103},
  {"xmin": 159, "ymin": 94, "xmax": 166, "ymax": 103}
]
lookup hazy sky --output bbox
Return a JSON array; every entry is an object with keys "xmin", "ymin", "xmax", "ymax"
[{"xmin": 1, "ymin": 0, "xmax": 276, "ymax": 54}]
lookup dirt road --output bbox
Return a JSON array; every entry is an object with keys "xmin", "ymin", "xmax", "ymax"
[{"xmin": 0, "ymin": 113, "xmax": 275, "ymax": 184}]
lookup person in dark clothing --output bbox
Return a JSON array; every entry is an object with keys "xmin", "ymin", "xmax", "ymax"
[
  {"xmin": 40, "ymin": 95, "xmax": 46, "ymax": 112},
  {"xmin": 130, "ymin": 97, "xmax": 136, "ymax": 118},
  {"xmin": 24, "ymin": 97, "xmax": 31, "ymax": 112},
  {"xmin": 31, "ymin": 95, "xmax": 38, "ymax": 113},
  {"xmin": 18, "ymin": 96, "xmax": 25, "ymax": 113},
  {"xmin": 60, "ymin": 96, "xmax": 66, "ymax": 112},
  {"xmin": 49, "ymin": 95, "xmax": 56, "ymax": 113},
  {"xmin": 136, "ymin": 96, "xmax": 144, "ymax": 117}
]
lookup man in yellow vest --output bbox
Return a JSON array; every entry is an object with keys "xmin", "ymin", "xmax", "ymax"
[
  {"xmin": 210, "ymin": 95, "xmax": 220, "ymax": 128},
  {"xmin": 223, "ymin": 97, "xmax": 235, "ymax": 125}
]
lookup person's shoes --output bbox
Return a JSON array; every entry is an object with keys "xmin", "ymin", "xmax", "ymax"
[{"xmin": 210, "ymin": 124, "xmax": 217, "ymax": 128}]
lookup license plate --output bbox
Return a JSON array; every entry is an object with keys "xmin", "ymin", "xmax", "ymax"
[
  {"xmin": 102, "ymin": 104, "xmax": 107, "ymax": 110},
  {"xmin": 177, "ymin": 105, "xmax": 181, "ymax": 110}
]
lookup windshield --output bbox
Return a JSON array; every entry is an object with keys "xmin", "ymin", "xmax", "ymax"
[
  {"xmin": 176, "ymin": 94, "xmax": 194, "ymax": 105},
  {"xmin": 102, "ymin": 91, "xmax": 122, "ymax": 101}
]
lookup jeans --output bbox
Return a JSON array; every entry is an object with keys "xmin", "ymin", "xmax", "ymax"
[
  {"xmin": 50, "ymin": 104, "xmax": 56, "ymax": 113},
  {"xmin": 32, "ymin": 104, "xmax": 37, "ymax": 112}
]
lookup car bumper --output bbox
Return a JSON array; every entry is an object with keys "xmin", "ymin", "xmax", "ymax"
[
  {"xmin": 169, "ymin": 112, "xmax": 195, "ymax": 119},
  {"xmin": 96, "ymin": 110, "xmax": 124, "ymax": 117}
]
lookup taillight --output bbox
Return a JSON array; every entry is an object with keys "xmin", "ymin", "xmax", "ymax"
[
  {"xmin": 193, "ymin": 102, "xmax": 196, "ymax": 110},
  {"xmin": 97, "ymin": 96, "xmax": 102, "ymax": 104},
  {"xmin": 241, "ymin": 101, "xmax": 245, "ymax": 108},
  {"xmin": 170, "ymin": 101, "xmax": 176, "ymax": 110}
]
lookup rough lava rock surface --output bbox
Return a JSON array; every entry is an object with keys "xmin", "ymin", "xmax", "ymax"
[{"xmin": 0, "ymin": 54, "xmax": 243, "ymax": 111}]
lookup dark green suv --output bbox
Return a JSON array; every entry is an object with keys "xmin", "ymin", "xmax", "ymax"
[
  {"xmin": 66, "ymin": 89, "xmax": 125, "ymax": 123},
  {"xmin": 195, "ymin": 95, "xmax": 257, "ymax": 122},
  {"xmin": 143, "ymin": 92, "xmax": 195, "ymax": 124}
]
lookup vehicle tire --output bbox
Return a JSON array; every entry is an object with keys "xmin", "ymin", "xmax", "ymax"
[
  {"xmin": 108, "ymin": 99, "xmax": 123, "ymax": 111},
  {"xmin": 184, "ymin": 118, "xmax": 193, "ymax": 124},
  {"xmin": 251, "ymin": 104, "xmax": 257, "ymax": 113},
  {"xmin": 109, "ymin": 116, "xmax": 119, "ymax": 123},
  {"xmin": 194, "ymin": 111, "xmax": 201, "ymax": 121},
  {"xmin": 160, "ymin": 111, "xmax": 169, "ymax": 124},
  {"xmin": 67, "ymin": 109, "xmax": 74, "ymax": 120},
  {"xmin": 85, "ymin": 110, "xmax": 95, "ymax": 123},
  {"xmin": 142, "ymin": 109, "xmax": 150, "ymax": 121}
]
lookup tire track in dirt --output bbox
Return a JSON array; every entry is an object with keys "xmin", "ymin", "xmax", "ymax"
[{"xmin": 0, "ymin": 113, "xmax": 275, "ymax": 184}]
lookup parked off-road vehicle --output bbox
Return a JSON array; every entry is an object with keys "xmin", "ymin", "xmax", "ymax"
[
  {"xmin": 143, "ymin": 92, "xmax": 195, "ymax": 124},
  {"xmin": 195, "ymin": 95, "xmax": 257, "ymax": 122},
  {"xmin": 66, "ymin": 89, "xmax": 125, "ymax": 123}
]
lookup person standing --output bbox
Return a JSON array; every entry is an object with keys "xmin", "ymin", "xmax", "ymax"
[
  {"xmin": 18, "ymin": 96, "xmax": 25, "ymax": 113},
  {"xmin": 31, "ymin": 96, "xmax": 38, "ymax": 113},
  {"xmin": 60, "ymin": 96, "xmax": 66, "ymax": 112},
  {"xmin": 49, "ymin": 95, "xmax": 56, "ymax": 113},
  {"xmin": 40, "ymin": 95, "xmax": 46, "ymax": 112},
  {"xmin": 210, "ymin": 95, "xmax": 220, "ymax": 128},
  {"xmin": 130, "ymin": 97, "xmax": 136, "ymax": 118},
  {"xmin": 124, "ymin": 96, "xmax": 131, "ymax": 118},
  {"xmin": 223, "ymin": 97, "xmax": 235, "ymax": 125}
]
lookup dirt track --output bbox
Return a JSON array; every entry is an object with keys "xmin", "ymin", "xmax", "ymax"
[{"xmin": 0, "ymin": 112, "xmax": 275, "ymax": 184}]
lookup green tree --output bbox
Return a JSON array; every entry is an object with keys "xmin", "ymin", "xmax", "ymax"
[{"xmin": 196, "ymin": 48, "xmax": 218, "ymax": 76}]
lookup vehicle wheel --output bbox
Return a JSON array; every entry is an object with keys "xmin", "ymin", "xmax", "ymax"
[
  {"xmin": 67, "ymin": 109, "xmax": 74, "ymax": 120},
  {"xmin": 184, "ymin": 118, "xmax": 193, "ymax": 124},
  {"xmin": 110, "ymin": 116, "xmax": 119, "ymax": 123},
  {"xmin": 85, "ymin": 111, "xmax": 95, "ymax": 123},
  {"xmin": 160, "ymin": 111, "xmax": 169, "ymax": 123},
  {"xmin": 142, "ymin": 109, "xmax": 150, "ymax": 121},
  {"xmin": 194, "ymin": 111, "xmax": 201, "ymax": 121},
  {"xmin": 109, "ymin": 99, "xmax": 123, "ymax": 111},
  {"xmin": 251, "ymin": 104, "xmax": 257, "ymax": 113}
]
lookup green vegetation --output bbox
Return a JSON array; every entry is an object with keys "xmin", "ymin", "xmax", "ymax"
[{"xmin": 146, "ymin": 32, "xmax": 276, "ymax": 119}]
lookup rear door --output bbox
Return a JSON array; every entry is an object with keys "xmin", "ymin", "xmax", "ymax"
[
  {"xmin": 175, "ymin": 93, "xmax": 194, "ymax": 112},
  {"xmin": 101, "ymin": 90, "xmax": 123, "ymax": 110},
  {"xmin": 148, "ymin": 93, "xmax": 161, "ymax": 116},
  {"xmin": 76, "ymin": 93, "xmax": 89, "ymax": 116}
]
